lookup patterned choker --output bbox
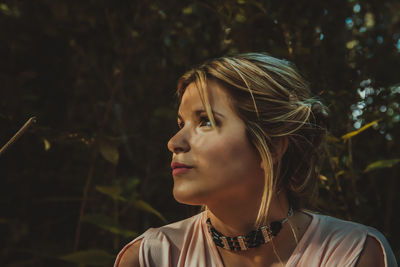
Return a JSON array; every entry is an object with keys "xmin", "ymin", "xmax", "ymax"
[{"xmin": 206, "ymin": 207, "xmax": 294, "ymax": 251}]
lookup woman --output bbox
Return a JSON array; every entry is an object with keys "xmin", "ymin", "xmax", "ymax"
[{"xmin": 115, "ymin": 53, "xmax": 397, "ymax": 267}]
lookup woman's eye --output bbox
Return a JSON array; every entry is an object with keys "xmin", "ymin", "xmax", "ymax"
[{"xmin": 199, "ymin": 116, "xmax": 212, "ymax": 127}]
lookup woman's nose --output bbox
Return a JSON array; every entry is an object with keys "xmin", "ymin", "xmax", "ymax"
[{"xmin": 167, "ymin": 130, "xmax": 190, "ymax": 154}]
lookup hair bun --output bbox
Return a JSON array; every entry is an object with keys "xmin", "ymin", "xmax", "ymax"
[{"xmin": 310, "ymin": 100, "xmax": 329, "ymax": 129}]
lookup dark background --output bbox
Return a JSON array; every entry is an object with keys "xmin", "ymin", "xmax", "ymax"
[{"xmin": 1, "ymin": 0, "xmax": 399, "ymax": 266}]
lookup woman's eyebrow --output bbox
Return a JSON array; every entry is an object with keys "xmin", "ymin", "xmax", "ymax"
[
  {"xmin": 177, "ymin": 109, "xmax": 225, "ymax": 120},
  {"xmin": 194, "ymin": 109, "xmax": 225, "ymax": 118}
]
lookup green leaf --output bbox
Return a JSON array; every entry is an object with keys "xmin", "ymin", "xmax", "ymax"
[
  {"xmin": 126, "ymin": 177, "xmax": 141, "ymax": 192},
  {"xmin": 364, "ymin": 159, "xmax": 400, "ymax": 173},
  {"xmin": 182, "ymin": 6, "xmax": 193, "ymax": 15},
  {"xmin": 43, "ymin": 138, "xmax": 51, "ymax": 151},
  {"xmin": 60, "ymin": 249, "xmax": 115, "ymax": 266},
  {"xmin": 341, "ymin": 120, "xmax": 380, "ymax": 141},
  {"xmin": 235, "ymin": 13, "xmax": 246, "ymax": 23},
  {"xmin": 83, "ymin": 213, "xmax": 137, "ymax": 238},
  {"xmin": 326, "ymin": 135, "xmax": 340, "ymax": 143},
  {"xmin": 131, "ymin": 199, "xmax": 167, "ymax": 223},
  {"xmin": 0, "ymin": 3, "xmax": 9, "ymax": 12},
  {"xmin": 99, "ymin": 138, "xmax": 119, "ymax": 165},
  {"xmin": 96, "ymin": 186, "xmax": 126, "ymax": 201}
]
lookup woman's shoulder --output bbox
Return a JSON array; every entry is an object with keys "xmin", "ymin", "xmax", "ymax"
[
  {"xmin": 308, "ymin": 211, "xmax": 387, "ymax": 241},
  {"xmin": 299, "ymin": 210, "xmax": 397, "ymax": 267},
  {"xmin": 114, "ymin": 212, "xmax": 207, "ymax": 267},
  {"xmin": 114, "ymin": 239, "xmax": 142, "ymax": 267}
]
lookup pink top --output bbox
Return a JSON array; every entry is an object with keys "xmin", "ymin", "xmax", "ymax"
[{"xmin": 115, "ymin": 211, "xmax": 397, "ymax": 267}]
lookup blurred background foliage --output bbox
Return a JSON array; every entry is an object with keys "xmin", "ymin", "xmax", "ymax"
[{"xmin": 0, "ymin": 0, "xmax": 399, "ymax": 266}]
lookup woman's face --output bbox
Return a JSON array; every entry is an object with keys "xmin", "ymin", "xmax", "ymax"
[{"xmin": 167, "ymin": 80, "xmax": 265, "ymax": 206}]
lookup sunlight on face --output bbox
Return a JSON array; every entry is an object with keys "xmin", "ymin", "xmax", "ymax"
[{"xmin": 167, "ymin": 80, "xmax": 265, "ymax": 206}]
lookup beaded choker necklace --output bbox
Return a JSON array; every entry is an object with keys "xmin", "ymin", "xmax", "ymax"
[{"xmin": 206, "ymin": 207, "xmax": 294, "ymax": 251}]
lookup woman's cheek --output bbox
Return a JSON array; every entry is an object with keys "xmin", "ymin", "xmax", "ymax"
[{"xmin": 202, "ymin": 137, "xmax": 245, "ymax": 177}]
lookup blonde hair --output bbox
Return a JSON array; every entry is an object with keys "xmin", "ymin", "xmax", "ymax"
[{"xmin": 177, "ymin": 53, "xmax": 328, "ymax": 227}]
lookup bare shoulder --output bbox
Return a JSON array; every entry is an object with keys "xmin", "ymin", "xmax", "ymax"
[
  {"xmin": 115, "ymin": 240, "xmax": 142, "ymax": 267},
  {"xmin": 355, "ymin": 235, "xmax": 385, "ymax": 267}
]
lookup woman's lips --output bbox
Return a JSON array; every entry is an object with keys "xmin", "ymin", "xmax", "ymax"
[
  {"xmin": 171, "ymin": 162, "xmax": 193, "ymax": 176},
  {"xmin": 172, "ymin": 167, "xmax": 192, "ymax": 176}
]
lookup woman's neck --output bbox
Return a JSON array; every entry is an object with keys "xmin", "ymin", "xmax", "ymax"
[{"xmin": 206, "ymin": 192, "xmax": 290, "ymax": 237}]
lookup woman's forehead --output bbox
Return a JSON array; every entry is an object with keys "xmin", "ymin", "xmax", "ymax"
[
  {"xmin": 178, "ymin": 81, "xmax": 232, "ymax": 115},
  {"xmin": 178, "ymin": 87, "xmax": 205, "ymax": 117}
]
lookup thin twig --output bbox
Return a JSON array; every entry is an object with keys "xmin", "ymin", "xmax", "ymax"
[
  {"xmin": 0, "ymin": 116, "xmax": 37, "ymax": 156},
  {"xmin": 73, "ymin": 53, "xmax": 130, "ymax": 250},
  {"xmin": 73, "ymin": 78, "xmax": 121, "ymax": 251},
  {"xmin": 73, "ymin": 149, "xmax": 98, "ymax": 251}
]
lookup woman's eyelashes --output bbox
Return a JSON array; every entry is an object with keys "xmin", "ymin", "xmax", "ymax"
[
  {"xmin": 176, "ymin": 115, "xmax": 217, "ymax": 130},
  {"xmin": 199, "ymin": 115, "xmax": 213, "ymax": 127}
]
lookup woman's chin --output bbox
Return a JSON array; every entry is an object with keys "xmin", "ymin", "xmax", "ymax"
[{"xmin": 172, "ymin": 186, "xmax": 205, "ymax": 206}]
